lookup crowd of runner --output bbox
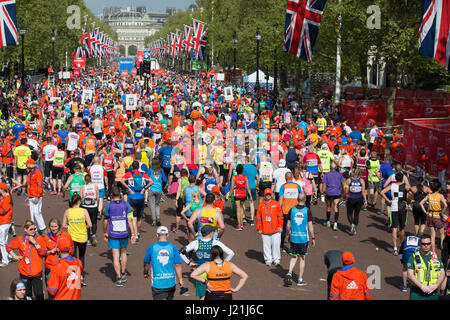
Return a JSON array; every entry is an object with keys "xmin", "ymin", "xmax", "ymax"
[{"xmin": 0, "ymin": 64, "xmax": 448, "ymax": 300}]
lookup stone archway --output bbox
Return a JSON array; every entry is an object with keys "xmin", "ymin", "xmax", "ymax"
[
  {"xmin": 128, "ymin": 45, "xmax": 137, "ymax": 56},
  {"xmin": 119, "ymin": 45, "xmax": 126, "ymax": 57}
]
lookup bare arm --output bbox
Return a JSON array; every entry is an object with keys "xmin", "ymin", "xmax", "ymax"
[
  {"xmin": 229, "ymin": 262, "xmax": 248, "ymax": 293},
  {"xmin": 84, "ymin": 209, "xmax": 92, "ymax": 228}
]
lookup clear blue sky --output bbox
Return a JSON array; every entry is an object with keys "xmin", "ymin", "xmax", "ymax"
[{"xmin": 85, "ymin": 0, "xmax": 195, "ymax": 15}]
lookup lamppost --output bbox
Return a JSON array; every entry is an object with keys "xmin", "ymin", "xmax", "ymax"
[
  {"xmin": 255, "ymin": 28, "xmax": 261, "ymax": 93},
  {"xmin": 19, "ymin": 28, "xmax": 26, "ymax": 88},
  {"xmin": 51, "ymin": 29, "xmax": 56, "ymax": 70},
  {"xmin": 233, "ymin": 31, "xmax": 237, "ymax": 83}
]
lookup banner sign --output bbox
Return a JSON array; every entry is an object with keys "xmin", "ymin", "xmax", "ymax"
[
  {"xmin": 126, "ymin": 94, "xmax": 138, "ymax": 110},
  {"xmin": 403, "ymin": 118, "xmax": 450, "ymax": 177},
  {"xmin": 81, "ymin": 89, "xmax": 94, "ymax": 104}
]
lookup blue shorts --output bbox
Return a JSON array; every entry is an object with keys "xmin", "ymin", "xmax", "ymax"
[
  {"xmin": 108, "ymin": 238, "xmax": 128, "ymax": 249},
  {"xmin": 128, "ymin": 198, "xmax": 145, "ymax": 218},
  {"xmin": 99, "ymin": 188, "xmax": 105, "ymax": 199},
  {"xmin": 289, "ymin": 242, "xmax": 309, "ymax": 257}
]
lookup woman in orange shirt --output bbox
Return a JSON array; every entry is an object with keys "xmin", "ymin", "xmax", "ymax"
[
  {"xmin": 6, "ymin": 220, "xmax": 47, "ymax": 300},
  {"xmin": 190, "ymin": 245, "xmax": 248, "ymax": 300},
  {"xmin": 43, "ymin": 217, "xmax": 74, "ymax": 280},
  {"xmin": 0, "ymin": 182, "xmax": 13, "ymax": 267}
]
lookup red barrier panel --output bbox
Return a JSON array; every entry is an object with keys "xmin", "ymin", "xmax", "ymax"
[
  {"xmin": 403, "ymin": 118, "xmax": 450, "ymax": 177},
  {"xmin": 341, "ymin": 99, "xmax": 450, "ymax": 129}
]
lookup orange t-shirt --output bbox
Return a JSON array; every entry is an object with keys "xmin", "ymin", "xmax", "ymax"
[{"xmin": 47, "ymin": 257, "xmax": 83, "ymax": 300}]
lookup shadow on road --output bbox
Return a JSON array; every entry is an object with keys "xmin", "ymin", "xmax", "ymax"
[
  {"xmin": 360, "ymin": 237, "xmax": 392, "ymax": 253},
  {"xmin": 99, "ymin": 251, "xmax": 116, "ymax": 283},
  {"xmin": 245, "ymin": 249, "xmax": 265, "ymax": 264},
  {"xmin": 384, "ymin": 276, "xmax": 403, "ymax": 291}
]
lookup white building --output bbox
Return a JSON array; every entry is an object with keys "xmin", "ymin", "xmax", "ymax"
[{"xmin": 103, "ymin": 6, "xmax": 174, "ymax": 57}]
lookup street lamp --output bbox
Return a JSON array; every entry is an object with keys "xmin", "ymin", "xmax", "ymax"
[
  {"xmin": 19, "ymin": 28, "xmax": 26, "ymax": 89},
  {"xmin": 255, "ymin": 28, "xmax": 261, "ymax": 93},
  {"xmin": 51, "ymin": 29, "xmax": 56, "ymax": 69},
  {"xmin": 233, "ymin": 31, "xmax": 238, "ymax": 82}
]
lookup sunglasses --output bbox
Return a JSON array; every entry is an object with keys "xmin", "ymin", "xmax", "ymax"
[{"xmin": 421, "ymin": 242, "xmax": 431, "ymax": 246}]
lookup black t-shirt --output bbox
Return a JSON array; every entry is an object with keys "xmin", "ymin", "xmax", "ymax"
[{"xmin": 65, "ymin": 157, "xmax": 87, "ymax": 174}]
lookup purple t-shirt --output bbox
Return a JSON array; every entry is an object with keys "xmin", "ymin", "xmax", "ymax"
[{"xmin": 323, "ymin": 171, "xmax": 344, "ymax": 196}]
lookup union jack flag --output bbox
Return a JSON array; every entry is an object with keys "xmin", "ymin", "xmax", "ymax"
[
  {"xmin": 184, "ymin": 24, "xmax": 194, "ymax": 57},
  {"xmin": 175, "ymin": 29, "xmax": 184, "ymax": 58},
  {"xmin": 283, "ymin": 0, "xmax": 327, "ymax": 62},
  {"xmin": 418, "ymin": 0, "xmax": 450, "ymax": 71},
  {"xmin": 0, "ymin": 0, "xmax": 19, "ymax": 48},
  {"xmin": 170, "ymin": 32, "xmax": 177, "ymax": 58},
  {"xmin": 192, "ymin": 19, "xmax": 207, "ymax": 60}
]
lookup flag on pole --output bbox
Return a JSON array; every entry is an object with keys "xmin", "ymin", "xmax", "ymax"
[
  {"xmin": 0, "ymin": 0, "xmax": 19, "ymax": 48},
  {"xmin": 418, "ymin": 0, "xmax": 450, "ymax": 71},
  {"xmin": 184, "ymin": 24, "xmax": 194, "ymax": 57},
  {"xmin": 192, "ymin": 18, "xmax": 208, "ymax": 60},
  {"xmin": 283, "ymin": 0, "xmax": 327, "ymax": 62}
]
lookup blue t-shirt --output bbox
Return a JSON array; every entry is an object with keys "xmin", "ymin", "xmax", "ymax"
[
  {"xmin": 298, "ymin": 121, "xmax": 308, "ymax": 137},
  {"xmin": 148, "ymin": 168, "xmax": 167, "ymax": 193},
  {"xmin": 243, "ymin": 164, "xmax": 258, "ymax": 190},
  {"xmin": 349, "ymin": 131, "xmax": 362, "ymax": 142},
  {"xmin": 143, "ymin": 241, "xmax": 182, "ymax": 289},
  {"xmin": 158, "ymin": 146, "xmax": 173, "ymax": 168},
  {"xmin": 288, "ymin": 205, "xmax": 312, "ymax": 244},
  {"xmin": 57, "ymin": 129, "xmax": 69, "ymax": 144},
  {"xmin": 12, "ymin": 123, "xmax": 25, "ymax": 139},
  {"xmin": 143, "ymin": 127, "xmax": 154, "ymax": 138}
]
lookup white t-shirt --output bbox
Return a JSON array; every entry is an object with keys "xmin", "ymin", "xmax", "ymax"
[
  {"xmin": 93, "ymin": 119, "xmax": 103, "ymax": 134},
  {"xmin": 88, "ymin": 164, "xmax": 107, "ymax": 190},
  {"xmin": 259, "ymin": 161, "xmax": 274, "ymax": 182},
  {"xmin": 165, "ymin": 104, "xmax": 173, "ymax": 118},
  {"xmin": 273, "ymin": 167, "xmax": 291, "ymax": 193},
  {"xmin": 66, "ymin": 132, "xmax": 80, "ymax": 151},
  {"xmin": 369, "ymin": 127, "xmax": 379, "ymax": 143},
  {"xmin": 42, "ymin": 144, "xmax": 58, "ymax": 162}
]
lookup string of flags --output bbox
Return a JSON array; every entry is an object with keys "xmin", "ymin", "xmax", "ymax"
[{"xmin": 148, "ymin": 18, "xmax": 208, "ymax": 61}]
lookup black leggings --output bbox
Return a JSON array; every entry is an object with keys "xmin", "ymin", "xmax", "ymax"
[
  {"xmin": 347, "ymin": 197, "xmax": 363, "ymax": 226},
  {"xmin": 84, "ymin": 207, "xmax": 98, "ymax": 238},
  {"xmin": 106, "ymin": 171, "xmax": 115, "ymax": 197},
  {"xmin": 73, "ymin": 241, "xmax": 87, "ymax": 273},
  {"xmin": 20, "ymin": 274, "xmax": 44, "ymax": 300}
]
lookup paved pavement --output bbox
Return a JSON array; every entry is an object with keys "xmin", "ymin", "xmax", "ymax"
[{"xmin": 0, "ymin": 190, "xmax": 424, "ymax": 300}]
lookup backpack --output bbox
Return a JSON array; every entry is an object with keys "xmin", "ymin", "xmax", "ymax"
[{"xmin": 132, "ymin": 172, "xmax": 144, "ymax": 192}]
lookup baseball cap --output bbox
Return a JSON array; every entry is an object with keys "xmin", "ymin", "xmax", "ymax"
[
  {"xmin": 25, "ymin": 158, "xmax": 36, "ymax": 165},
  {"xmin": 342, "ymin": 251, "xmax": 354, "ymax": 265},
  {"xmin": 58, "ymin": 238, "xmax": 72, "ymax": 252},
  {"xmin": 201, "ymin": 224, "xmax": 216, "ymax": 237},
  {"xmin": 157, "ymin": 226, "xmax": 169, "ymax": 235},
  {"xmin": 279, "ymin": 159, "xmax": 286, "ymax": 167},
  {"xmin": 211, "ymin": 185, "xmax": 220, "ymax": 195},
  {"xmin": 0, "ymin": 183, "xmax": 8, "ymax": 190},
  {"xmin": 264, "ymin": 188, "xmax": 272, "ymax": 195}
]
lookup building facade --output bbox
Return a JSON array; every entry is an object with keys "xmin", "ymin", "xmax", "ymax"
[{"xmin": 102, "ymin": 6, "xmax": 174, "ymax": 57}]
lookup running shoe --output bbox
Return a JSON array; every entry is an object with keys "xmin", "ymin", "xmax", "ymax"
[
  {"xmin": 57, "ymin": 192, "xmax": 62, "ymax": 196},
  {"xmin": 339, "ymin": 200, "xmax": 346, "ymax": 207},
  {"xmin": 393, "ymin": 248, "xmax": 398, "ymax": 256},
  {"xmin": 333, "ymin": 223, "xmax": 338, "ymax": 231},
  {"xmin": 120, "ymin": 273, "xmax": 127, "ymax": 283},
  {"xmin": 51, "ymin": 191, "xmax": 57, "ymax": 195},
  {"xmin": 284, "ymin": 273, "xmax": 292, "ymax": 286},
  {"xmin": 401, "ymin": 286, "xmax": 407, "ymax": 293},
  {"xmin": 265, "ymin": 261, "xmax": 272, "ymax": 266},
  {"xmin": 297, "ymin": 279, "xmax": 307, "ymax": 286},
  {"xmin": 136, "ymin": 233, "xmax": 141, "ymax": 242},
  {"xmin": 235, "ymin": 225, "xmax": 243, "ymax": 231},
  {"xmin": 91, "ymin": 237, "xmax": 97, "ymax": 247},
  {"xmin": 87, "ymin": 240, "xmax": 91, "ymax": 246},
  {"xmin": 0, "ymin": 262, "xmax": 8, "ymax": 267},
  {"xmin": 115, "ymin": 279, "xmax": 123, "ymax": 287},
  {"xmin": 323, "ymin": 221, "xmax": 331, "ymax": 227},
  {"xmin": 242, "ymin": 217, "xmax": 247, "ymax": 224},
  {"xmin": 273, "ymin": 261, "xmax": 281, "ymax": 267},
  {"xmin": 249, "ymin": 220, "xmax": 255, "ymax": 226},
  {"xmin": 11, "ymin": 231, "xmax": 17, "ymax": 237},
  {"xmin": 156, "ymin": 220, "xmax": 161, "ymax": 227}
]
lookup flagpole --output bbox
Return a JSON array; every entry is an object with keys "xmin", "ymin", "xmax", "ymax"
[{"xmin": 334, "ymin": 0, "xmax": 342, "ymax": 106}]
